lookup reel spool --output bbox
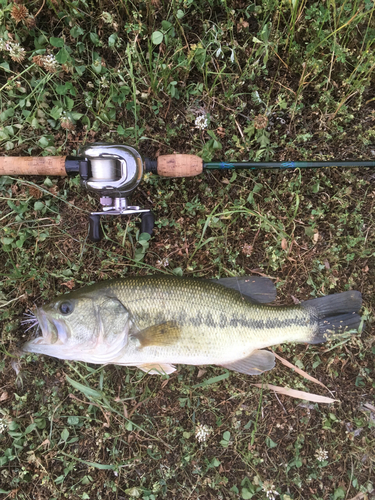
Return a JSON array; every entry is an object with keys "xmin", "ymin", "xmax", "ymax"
[{"xmin": 78, "ymin": 143, "xmax": 154, "ymax": 242}]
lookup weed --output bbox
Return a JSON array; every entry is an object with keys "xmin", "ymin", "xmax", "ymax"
[{"xmin": 1, "ymin": 0, "xmax": 375, "ymax": 499}]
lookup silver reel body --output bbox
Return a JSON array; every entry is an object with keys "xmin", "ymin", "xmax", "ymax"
[
  {"xmin": 78, "ymin": 143, "xmax": 153, "ymax": 241},
  {"xmin": 80, "ymin": 143, "xmax": 143, "ymax": 197}
]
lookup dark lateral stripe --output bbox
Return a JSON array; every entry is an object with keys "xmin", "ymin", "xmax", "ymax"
[{"xmin": 187, "ymin": 312, "xmax": 312, "ymax": 330}]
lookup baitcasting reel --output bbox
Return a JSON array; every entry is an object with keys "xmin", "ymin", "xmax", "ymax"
[
  {"xmin": 0, "ymin": 141, "xmax": 203, "ymax": 242},
  {"xmin": 75, "ymin": 143, "xmax": 156, "ymax": 242}
]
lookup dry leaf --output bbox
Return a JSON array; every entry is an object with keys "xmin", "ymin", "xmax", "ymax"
[
  {"xmin": 272, "ymin": 351, "xmax": 330, "ymax": 391},
  {"xmin": 313, "ymin": 232, "xmax": 319, "ymax": 242},
  {"xmin": 35, "ymin": 438, "xmax": 50, "ymax": 450},
  {"xmin": 161, "ymin": 378, "xmax": 170, "ymax": 389},
  {"xmin": 290, "ymin": 295, "xmax": 300, "ymax": 305},
  {"xmin": 61, "ymin": 280, "xmax": 75, "ymax": 289},
  {"xmin": 237, "ymin": 19, "xmax": 249, "ymax": 31},
  {"xmin": 197, "ymin": 368, "xmax": 207, "ymax": 378},
  {"xmin": 252, "ymin": 383, "xmax": 338, "ymax": 404},
  {"xmin": 281, "ymin": 238, "xmax": 288, "ymax": 250},
  {"xmin": 348, "ymin": 493, "xmax": 366, "ymax": 500},
  {"xmin": 0, "ymin": 391, "xmax": 8, "ymax": 401},
  {"xmin": 29, "ymin": 186, "xmax": 43, "ymax": 199},
  {"xmin": 363, "ymin": 402, "xmax": 375, "ymax": 413}
]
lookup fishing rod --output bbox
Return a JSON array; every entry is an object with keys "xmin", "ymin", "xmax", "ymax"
[{"xmin": 1, "ymin": 143, "xmax": 374, "ymax": 241}]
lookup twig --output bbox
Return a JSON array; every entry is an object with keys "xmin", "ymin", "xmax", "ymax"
[
  {"xmin": 0, "ymin": 294, "xmax": 26, "ymax": 308},
  {"xmin": 164, "ymin": 98, "xmax": 171, "ymax": 120},
  {"xmin": 35, "ymin": 0, "xmax": 46, "ymax": 18},
  {"xmin": 273, "ymin": 391, "xmax": 288, "ymax": 414}
]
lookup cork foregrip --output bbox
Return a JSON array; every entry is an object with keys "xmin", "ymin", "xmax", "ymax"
[
  {"xmin": 0, "ymin": 156, "xmax": 67, "ymax": 176},
  {"xmin": 157, "ymin": 154, "xmax": 203, "ymax": 178}
]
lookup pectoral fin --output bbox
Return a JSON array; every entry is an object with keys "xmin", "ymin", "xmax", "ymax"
[
  {"xmin": 220, "ymin": 349, "xmax": 275, "ymax": 375},
  {"xmin": 137, "ymin": 363, "xmax": 176, "ymax": 375},
  {"xmin": 133, "ymin": 321, "xmax": 181, "ymax": 348}
]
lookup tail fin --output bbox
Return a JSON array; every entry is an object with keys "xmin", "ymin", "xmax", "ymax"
[{"xmin": 301, "ymin": 291, "xmax": 362, "ymax": 344}]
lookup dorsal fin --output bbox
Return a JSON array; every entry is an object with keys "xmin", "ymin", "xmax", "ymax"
[{"xmin": 211, "ymin": 276, "xmax": 276, "ymax": 304}]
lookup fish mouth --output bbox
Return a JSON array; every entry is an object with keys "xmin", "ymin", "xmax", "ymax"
[{"xmin": 22, "ymin": 308, "xmax": 68, "ymax": 352}]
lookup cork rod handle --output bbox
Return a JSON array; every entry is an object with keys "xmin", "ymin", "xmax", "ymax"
[
  {"xmin": 0, "ymin": 156, "xmax": 67, "ymax": 176},
  {"xmin": 156, "ymin": 154, "xmax": 203, "ymax": 178}
]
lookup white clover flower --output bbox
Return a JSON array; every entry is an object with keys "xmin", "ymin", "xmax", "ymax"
[
  {"xmin": 42, "ymin": 54, "xmax": 58, "ymax": 73},
  {"xmin": 195, "ymin": 423, "xmax": 212, "ymax": 443},
  {"xmin": 85, "ymin": 94, "xmax": 93, "ymax": 107},
  {"xmin": 0, "ymin": 418, "xmax": 8, "ymax": 434},
  {"xmin": 6, "ymin": 42, "xmax": 26, "ymax": 63},
  {"xmin": 152, "ymin": 482, "xmax": 161, "ymax": 493},
  {"xmin": 195, "ymin": 115, "xmax": 208, "ymax": 130},
  {"xmin": 315, "ymin": 448, "xmax": 328, "ymax": 462},
  {"xmin": 0, "ymin": 38, "xmax": 7, "ymax": 51},
  {"xmin": 101, "ymin": 11, "xmax": 114, "ymax": 24},
  {"xmin": 100, "ymin": 76, "xmax": 109, "ymax": 88},
  {"xmin": 156, "ymin": 258, "xmax": 169, "ymax": 268},
  {"xmin": 262, "ymin": 481, "xmax": 279, "ymax": 500},
  {"xmin": 60, "ymin": 111, "xmax": 75, "ymax": 130}
]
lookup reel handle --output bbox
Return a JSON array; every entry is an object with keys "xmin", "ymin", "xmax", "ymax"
[
  {"xmin": 88, "ymin": 211, "xmax": 154, "ymax": 242},
  {"xmin": 88, "ymin": 214, "xmax": 103, "ymax": 242},
  {"xmin": 141, "ymin": 211, "xmax": 155, "ymax": 235}
]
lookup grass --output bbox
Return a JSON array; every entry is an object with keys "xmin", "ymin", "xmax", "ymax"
[{"xmin": 1, "ymin": 0, "xmax": 375, "ymax": 499}]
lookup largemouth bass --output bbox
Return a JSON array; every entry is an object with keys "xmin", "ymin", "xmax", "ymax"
[{"xmin": 21, "ymin": 275, "xmax": 362, "ymax": 375}]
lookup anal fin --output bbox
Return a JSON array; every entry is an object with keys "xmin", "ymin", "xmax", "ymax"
[
  {"xmin": 220, "ymin": 349, "xmax": 275, "ymax": 375},
  {"xmin": 137, "ymin": 363, "xmax": 176, "ymax": 375}
]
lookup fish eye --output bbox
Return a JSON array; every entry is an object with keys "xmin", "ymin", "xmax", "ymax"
[{"xmin": 59, "ymin": 301, "xmax": 74, "ymax": 315}]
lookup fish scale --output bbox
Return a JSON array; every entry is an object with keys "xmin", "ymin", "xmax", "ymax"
[{"xmin": 21, "ymin": 275, "xmax": 362, "ymax": 376}]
